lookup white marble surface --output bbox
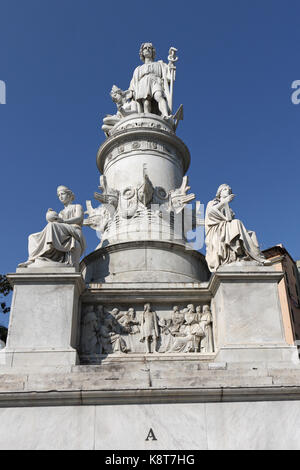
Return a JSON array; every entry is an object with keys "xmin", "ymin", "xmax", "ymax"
[
  {"xmin": 1, "ymin": 401, "xmax": 300, "ymax": 449},
  {"xmin": 206, "ymin": 401, "xmax": 300, "ymax": 450},
  {"xmin": 8, "ymin": 283, "xmax": 76, "ymax": 349},
  {"xmin": 5, "ymin": 268, "xmax": 84, "ymax": 366},
  {"xmin": 0, "ymin": 406, "xmax": 95, "ymax": 450},
  {"xmin": 82, "ymin": 240, "xmax": 209, "ymax": 283},
  {"xmin": 94, "ymin": 403, "xmax": 207, "ymax": 450},
  {"xmin": 211, "ymin": 265, "xmax": 293, "ymax": 362},
  {"xmin": 216, "ymin": 281, "xmax": 284, "ymax": 344}
]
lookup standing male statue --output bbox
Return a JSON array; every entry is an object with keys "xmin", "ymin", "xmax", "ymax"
[
  {"xmin": 140, "ymin": 303, "xmax": 160, "ymax": 354},
  {"xmin": 102, "ymin": 43, "xmax": 179, "ymax": 135},
  {"xmin": 127, "ymin": 42, "xmax": 176, "ymax": 117}
]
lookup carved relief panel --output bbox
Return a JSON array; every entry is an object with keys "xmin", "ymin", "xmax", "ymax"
[{"xmin": 79, "ymin": 303, "xmax": 214, "ymax": 363}]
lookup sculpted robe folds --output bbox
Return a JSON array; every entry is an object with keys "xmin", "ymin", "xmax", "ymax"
[
  {"xmin": 129, "ymin": 61, "xmax": 170, "ymax": 101},
  {"xmin": 27, "ymin": 205, "xmax": 86, "ymax": 269},
  {"xmin": 199, "ymin": 311, "xmax": 213, "ymax": 353},
  {"xmin": 205, "ymin": 200, "xmax": 265, "ymax": 272}
]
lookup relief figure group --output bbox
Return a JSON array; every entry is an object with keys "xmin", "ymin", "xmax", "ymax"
[{"xmin": 80, "ymin": 303, "xmax": 213, "ymax": 358}]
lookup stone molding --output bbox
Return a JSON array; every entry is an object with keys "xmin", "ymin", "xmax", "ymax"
[
  {"xmin": 7, "ymin": 271, "xmax": 86, "ymax": 291},
  {"xmin": 82, "ymin": 284, "xmax": 211, "ymax": 304},
  {"xmin": 208, "ymin": 270, "xmax": 284, "ymax": 297},
  {"xmin": 2, "ymin": 380, "xmax": 300, "ymax": 408},
  {"xmin": 110, "ymin": 113, "xmax": 175, "ymax": 135},
  {"xmin": 97, "ymin": 127, "xmax": 191, "ymax": 174}
]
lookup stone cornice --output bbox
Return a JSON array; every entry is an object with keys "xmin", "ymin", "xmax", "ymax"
[
  {"xmin": 82, "ymin": 283, "xmax": 212, "ymax": 303},
  {"xmin": 1, "ymin": 385, "xmax": 300, "ymax": 408},
  {"xmin": 208, "ymin": 270, "xmax": 284, "ymax": 297},
  {"xmin": 7, "ymin": 272, "xmax": 86, "ymax": 292}
]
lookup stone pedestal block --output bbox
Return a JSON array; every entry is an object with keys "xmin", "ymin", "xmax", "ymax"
[
  {"xmin": 210, "ymin": 264, "xmax": 297, "ymax": 363},
  {"xmin": 3, "ymin": 267, "xmax": 85, "ymax": 367}
]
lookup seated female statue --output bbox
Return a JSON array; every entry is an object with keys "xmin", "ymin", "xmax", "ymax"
[
  {"xmin": 19, "ymin": 185, "xmax": 86, "ymax": 270},
  {"xmin": 205, "ymin": 184, "xmax": 269, "ymax": 272}
]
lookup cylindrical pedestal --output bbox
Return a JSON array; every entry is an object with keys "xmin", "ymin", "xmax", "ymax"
[
  {"xmin": 97, "ymin": 114, "xmax": 190, "ymax": 195},
  {"xmin": 81, "ymin": 240, "xmax": 210, "ymax": 283},
  {"xmin": 92, "ymin": 114, "xmax": 204, "ymax": 283}
]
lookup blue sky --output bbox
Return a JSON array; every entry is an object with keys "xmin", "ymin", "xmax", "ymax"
[{"xmin": 0, "ymin": 0, "xmax": 300, "ymax": 325}]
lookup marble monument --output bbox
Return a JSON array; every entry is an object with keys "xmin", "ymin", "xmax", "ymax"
[{"xmin": 0, "ymin": 43, "xmax": 300, "ymax": 450}]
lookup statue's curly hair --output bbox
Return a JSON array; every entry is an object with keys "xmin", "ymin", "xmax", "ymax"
[{"xmin": 139, "ymin": 42, "xmax": 156, "ymax": 62}]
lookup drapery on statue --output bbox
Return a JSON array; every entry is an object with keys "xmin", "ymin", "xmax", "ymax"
[
  {"xmin": 127, "ymin": 42, "xmax": 177, "ymax": 117},
  {"xmin": 199, "ymin": 305, "xmax": 214, "ymax": 353},
  {"xmin": 99, "ymin": 308, "xmax": 129, "ymax": 354},
  {"xmin": 19, "ymin": 186, "xmax": 86, "ymax": 270},
  {"xmin": 168, "ymin": 304, "xmax": 204, "ymax": 353},
  {"xmin": 102, "ymin": 43, "xmax": 180, "ymax": 136},
  {"xmin": 205, "ymin": 184, "xmax": 269, "ymax": 272}
]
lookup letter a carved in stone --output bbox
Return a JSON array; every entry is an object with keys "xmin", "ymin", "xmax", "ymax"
[{"xmin": 145, "ymin": 428, "xmax": 157, "ymax": 441}]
